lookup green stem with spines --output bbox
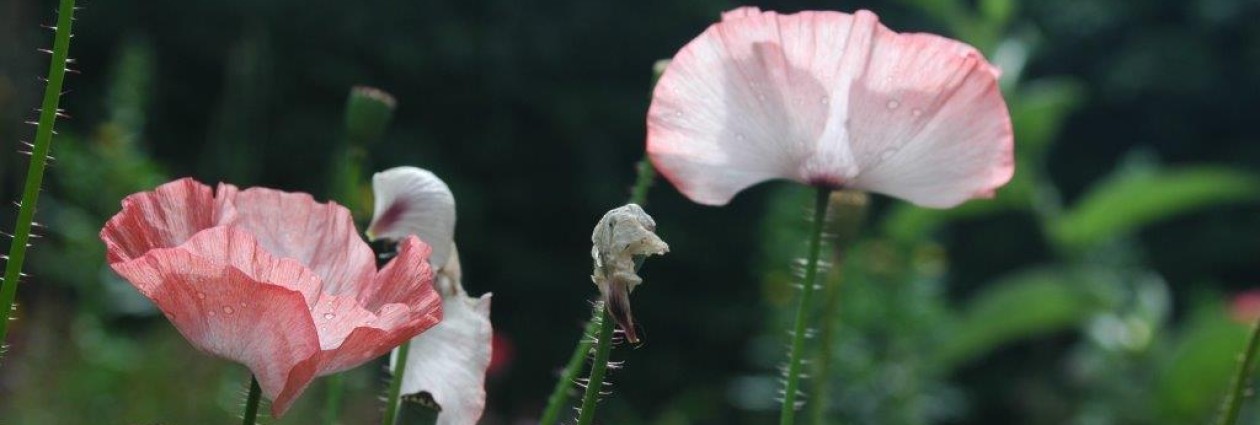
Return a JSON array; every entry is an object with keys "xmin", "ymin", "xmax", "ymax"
[
  {"xmin": 1218, "ymin": 316, "xmax": 1260, "ymax": 425},
  {"xmin": 539, "ymin": 159, "xmax": 655, "ymax": 424},
  {"xmin": 575, "ymin": 305, "xmax": 616, "ymax": 425},
  {"xmin": 242, "ymin": 375, "xmax": 262, "ymax": 425},
  {"xmin": 0, "ymin": 0, "xmax": 77, "ymax": 354},
  {"xmin": 383, "ymin": 340, "xmax": 412, "ymax": 425},
  {"xmin": 539, "ymin": 307, "xmax": 603, "ymax": 425},
  {"xmin": 780, "ymin": 188, "xmax": 832, "ymax": 425}
]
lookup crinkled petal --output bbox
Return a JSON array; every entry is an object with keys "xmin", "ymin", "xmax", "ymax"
[
  {"xmin": 220, "ymin": 186, "xmax": 376, "ymax": 295},
  {"xmin": 393, "ymin": 292, "xmax": 492, "ymax": 425},
  {"xmin": 367, "ymin": 166, "xmax": 457, "ymax": 268},
  {"xmin": 108, "ymin": 226, "xmax": 323, "ymax": 417},
  {"xmin": 314, "ymin": 235, "xmax": 443, "ymax": 374},
  {"xmin": 647, "ymin": 8, "xmax": 1012, "ymax": 207},
  {"xmin": 101, "ymin": 178, "xmax": 222, "ymax": 263}
]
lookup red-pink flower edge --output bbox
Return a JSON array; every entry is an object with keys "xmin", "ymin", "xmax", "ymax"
[{"xmin": 100, "ymin": 178, "xmax": 442, "ymax": 416}]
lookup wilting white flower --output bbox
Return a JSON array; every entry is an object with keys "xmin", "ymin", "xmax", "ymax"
[
  {"xmin": 591, "ymin": 204, "xmax": 669, "ymax": 343},
  {"xmin": 372, "ymin": 166, "xmax": 491, "ymax": 425}
]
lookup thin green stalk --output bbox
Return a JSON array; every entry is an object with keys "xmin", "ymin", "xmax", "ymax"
[
  {"xmin": 539, "ymin": 158, "xmax": 656, "ymax": 424},
  {"xmin": 0, "ymin": 0, "xmax": 77, "ymax": 351},
  {"xmin": 383, "ymin": 340, "xmax": 412, "ymax": 425},
  {"xmin": 780, "ymin": 188, "xmax": 832, "ymax": 425},
  {"xmin": 575, "ymin": 306, "xmax": 616, "ymax": 425},
  {"xmin": 539, "ymin": 308, "xmax": 602, "ymax": 425},
  {"xmin": 1218, "ymin": 317, "xmax": 1260, "ymax": 425},
  {"xmin": 323, "ymin": 373, "xmax": 345, "ymax": 425},
  {"xmin": 242, "ymin": 375, "xmax": 262, "ymax": 425}
]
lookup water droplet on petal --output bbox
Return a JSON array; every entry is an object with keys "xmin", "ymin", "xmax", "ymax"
[
  {"xmin": 323, "ymin": 312, "xmax": 336, "ymax": 320},
  {"xmin": 674, "ymin": 111, "xmax": 683, "ymax": 117},
  {"xmin": 196, "ymin": 292, "xmax": 206, "ymax": 300},
  {"xmin": 239, "ymin": 302, "xmax": 247, "ymax": 308},
  {"xmin": 887, "ymin": 100, "xmax": 900, "ymax": 110},
  {"xmin": 222, "ymin": 306, "xmax": 234, "ymax": 314},
  {"xmin": 912, "ymin": 108, "xmax": 923, "ymax": 117},
  {"xmin": 208, "ymin": 310, "xmax": 216, "ymax": 317}
]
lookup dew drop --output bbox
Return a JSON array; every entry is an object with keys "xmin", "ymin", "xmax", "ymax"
[
  {"xmin": 196, "ymin": 292, "xmax": 206, "ymax": 300},
  {"xmin": 886, "ymin": 100, "xmax": 900, "ymax": 110},
  {"xmin": 222, "ymin": 306, "xmax": 234, "ymax": 314},
  {"xmin": 323, "ymin": 312, "xmax": 336, "ymax": 320},
  {"xmin": 239, "ymin": 302, "xmax": 247, "ymax": 308},
  {"xmin": 912, "ymin": 108, "xmax": 923, "ymax": 117},
  {"xmin": 208, "ymin": 310, "xmax": 216, "ymax": 317},
  {"xmin": 674, "ymin": 111, "xmax": 683, "ymax": 117}
]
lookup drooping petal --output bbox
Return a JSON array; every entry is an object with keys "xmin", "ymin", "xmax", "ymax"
[
  {"xmin": 647, "ymin": 8, "xmax": 1012, "ymax": 207},
  {"xmin": 315, "ymin": 235, "xmax": 443, "ymax": 374},
  {"xmin": 367, "ymin": 166, "xmax": 457, "ymax": 269},
  {"xmin": 101, "ymin": 178, "xmax": 222, "ymax": 263},
  {"xmin": 220, "ymin": 186, "xmax": 377, "ymax": 295},
  {"xmin": 394, "ymin": 292, "xmax": 492, "ymax": 425},
  {"xmin": 107, "ymin": 226, "xmax": 323, "ymax": 416}
]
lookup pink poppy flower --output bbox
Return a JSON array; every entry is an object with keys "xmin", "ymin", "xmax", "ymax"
[
  {"xmin": 99, "ymin": 178, "xmax": 443, "ymax": 416},
  {"xmin": 647, "ymin": 7, "xmax": 1014, "ymax": 207}
]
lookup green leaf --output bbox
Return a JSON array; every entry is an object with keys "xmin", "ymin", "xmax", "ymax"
[
  {"xmin": 1154, "ymin": 301, "xmax": 1249, "ymax": 423},
  {"xmin": 940, "ymin": 267, "xmax": 1107, "ymax": 368},
  {"xmin": 1051, "ymin": 167, "xmax": 1260, "ymax": 250}
]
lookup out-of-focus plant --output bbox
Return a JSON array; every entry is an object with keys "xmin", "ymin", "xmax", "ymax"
[{"xmin": 737, "ymin": 1, "xmax": 1260, "ymax": 424}]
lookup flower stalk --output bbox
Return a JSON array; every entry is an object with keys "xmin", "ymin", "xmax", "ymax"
[
  {"xmin": 382, "ymin": 340, "xmax": 413, "ymax": 425},
  {"xmin": 539, "ymin": 306, "xmax": 603, "ymax": 425},
  {"xmin": 0, "ymin": 0, "xmax": 78, "ymax": 354},
  {"xmin": 780, "ymin": 188, "xmax": 832, "ymax": 425},
  {"xmin": 1218, "ymin": 316, "xmax": 1260, "ymax": 425},
  {"xmin": 575, "ymin": 305, "xmax": 616, "ymax": 425},
  {"xmin": 242, "ymin": 375, "xmax": 263, "ymax": 425}
]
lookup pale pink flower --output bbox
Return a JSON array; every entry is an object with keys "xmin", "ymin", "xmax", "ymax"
[
  {"xmin": 100, "ymin": 178, "xmax": 442, "ymax": 416},
  {"xmin": 648, "ymin": 7, "xmax": 1014, "ymax": 207}
]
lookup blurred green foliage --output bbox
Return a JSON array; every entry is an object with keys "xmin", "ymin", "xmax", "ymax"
[{"xmin": 0, "ymin": 0, "xmax": 1257, "ymax": 424}]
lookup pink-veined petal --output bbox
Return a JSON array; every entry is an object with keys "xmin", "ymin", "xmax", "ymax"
[
  {"xmin": 220, "ymin": 186, "xmax": 376, "ymax": 295},
  {"xmin": 107, "ymin": 226, "xmax": 323, "ymax": 417},
  {"xmin": 314, "ymin": 235, "xmax": 443, "ymax": 374},
  {"xmin": 101, "ymin": 178, "xmax": 221, "ymax": 263},
  {"xmin": 367, "ymin": 166, "xmax": 457, "ymax": 269},
  {"xmin": 394, "ymin": 292, "xmax": 492, "ymax": 425},
  {"xmin": 647, "ymin": 8, "xmax": 1012, "ymax": 207},
  {"xmin": 845, "ymin": 33, "xmax": 1013, "ymax": 207}
]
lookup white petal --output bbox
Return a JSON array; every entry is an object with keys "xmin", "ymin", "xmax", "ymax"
[
  {"xmin": 393, "ymin": 291, "xmax": 492, "ymax": 425},
  {"xmin": 368, "ymin": 166, "xmax": 456, "ymax": 268}
]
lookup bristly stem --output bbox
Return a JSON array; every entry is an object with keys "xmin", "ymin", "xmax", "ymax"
[
  {"xmin": 539, "ymin": 305, "xmax": 603, "ymax": 425},
  {"xmin": 383, "ymin": 340, "xmax": 412, "ymax": 425},
  {"xmin": 539, "ymin": 157, "xmax": 656, "ymax": 424},
  {"xmin": 242, "ymin": 375, "xmax": 262, "ymax": 425},
  {"xmin": 323, "ymin": 373, "xmax": 345, "ymax": 425},
  {"xmin": 0, "ymin": 0, "xmax": 77, "ymax": 354},
  {"xmin": 1218, "ymin": 316, "xmax": 1260, "ymax": 425},
  {"xmin": 780, "ymin": 188, "xmax": 832, "ymax": 425},
  {"xmin": 575, "ymin": 304, "xmax": 616, "ymax": 425}
]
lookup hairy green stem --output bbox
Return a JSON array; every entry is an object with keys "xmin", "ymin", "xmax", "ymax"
[
  {"xmin": 0, "ymin": 0, "xmax": 77, "ymax": 352},
  {"xmin": 242, "ymin": 375, "xmax": 262, "ymax": 425},
  {"xmin": 1218, "ymin": 317, "xmax": 1260, "ymax": 425},
  {"xmin": 539, "ymin": 308, "xmax": 603, "ymax": 425},
  {"xmin": 575, "ymin": 306, "xmax": 616, "ymax": 425},
  {"xmin": 383, "ymin": 340, "xmax": 412, "ymax": 425},
  {"xmin": 780, "ymin": 188, "xmax": 832, "ymax": 425}
]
